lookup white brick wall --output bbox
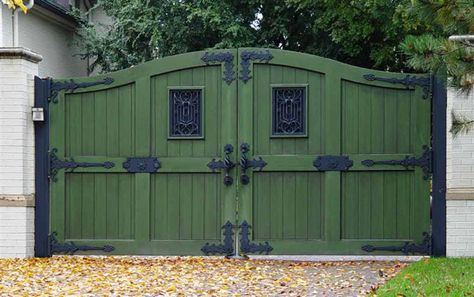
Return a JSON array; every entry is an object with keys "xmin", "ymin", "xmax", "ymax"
[
  {"xmin": 447, "ymin": 200, "xmax": 474, "ymax": 257},
  {"xmin": 0, "ymin": 207, "xmax": 34, "ymax": 258},
  {"xmin": 447, "ymin": 88, "xmax": 474, "ymax": 189},
  {"xmin": 0, "ymin": 55, "xmax": 38, "ymax": 195},
  {"xmin": 446, "ymin": 85, "xmax": 474, "ymax": 257},
  {"xmin": 0, "ymin": 48, "xmax": 41, "ymax": 258}
]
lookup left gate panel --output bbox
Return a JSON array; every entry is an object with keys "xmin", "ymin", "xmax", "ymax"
[
  {"xmin": 48, "ymin": 49, "xmax": 239, "ymax": 255},
  {"xmin": 49, "ymin": 83, "xmax": 138, "ymax": 252}
]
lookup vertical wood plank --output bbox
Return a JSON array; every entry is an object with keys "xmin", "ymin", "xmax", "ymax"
[
  {"xmin": 134, "ymin": 77, "xmax": 151, "ymax": 243},
  {"xmin": 324, "ymin": 72, "xmax": 342, "ymax": 242}
]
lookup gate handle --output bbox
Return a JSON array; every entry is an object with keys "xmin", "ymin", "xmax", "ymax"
[
  {"xmin": 240, "ymin": 143, "xmax": 267, "ymax": 185},
  {"xmin": 207, "ymin": 144, "xmax": 235, "ymax": 186}
]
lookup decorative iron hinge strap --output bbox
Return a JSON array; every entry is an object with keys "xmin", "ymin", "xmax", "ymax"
[
  {"xmin": 201, "ymin": 52, "xmax": 235, "ymax": 84},
  {"xmin": 363, "ymin": 74, "xmax": 432, "ymax": 100},
  {"xmin": 313, "ymin": 155, "xmax": 353, "ymax": 171},
  {"xmin": 49, "ymin": 77, "xmax": 114, "ymax": 103},
  {"xmin": 239, "ymin": 221, "xmax": 273, "ymax": 255},
  {"xmin": 208, "ymin": 144, "xmax": 235, "ymax": 186},
  {"xmin": 49, "ymin": 148, "xmax": 115, "ymax": 182},
  {"xmin": 201, "ymin": 221, "xmax": 234, "ymax": 256},
  {"xmin": 49, "ymin": 232, "xmax": 115, "ymax": 255},
  {"xmin": 240, "ymin": 143, "xmax": 267, "ymax": 185},
  {"xmin": 361, "ymin": 232, "xmax": 432, "ymax": 255},
  {"xmin": 240, "ymin": 50, "xmax": 273, "ymax": 83},
  {"xmin": 362, "ymin": 146, "xmax": 432, "ymax": 179}
]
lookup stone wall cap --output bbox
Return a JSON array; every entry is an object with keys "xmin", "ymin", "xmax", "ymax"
[
  {"xmin": 0, "ymin": 194, "xmax": 35, "ymax": 207},
  {"xmin": 447, "ymin": 188, "xmax": 474, "ymax": 200},
  {"xmin": 0, "ymin": 47, "xmax": 43, "ymax": 63}
]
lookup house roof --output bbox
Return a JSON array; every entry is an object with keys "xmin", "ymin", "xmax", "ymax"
[{"xmin": 35, "ymin": 0, "xmax": 76, "ymax": 22}]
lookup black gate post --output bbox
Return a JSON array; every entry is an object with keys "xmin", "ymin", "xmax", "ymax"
[
  {"xmin": 431, "ymin": 71, "xmax": 447, "ymax": 256},
  {"xmin": 34, "ymin": 77, "xmax": 51, "ymax": 257}
]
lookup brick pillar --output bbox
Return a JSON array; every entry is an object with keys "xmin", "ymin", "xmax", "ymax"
[
  {"xmin": 446, "ymin": 87, "xmax": 474, "ymax": 257},
  {"xmin": 0, "ymin": 47, "xmax": 42, "ymax": 258}
]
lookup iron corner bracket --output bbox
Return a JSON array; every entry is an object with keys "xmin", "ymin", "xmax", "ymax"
[
  {"xmin": 363, "ymin": 73, "xmax": 432, "ymax": 100},
  {"xmin": 49, "ymin": 232, "xmax": 115, "ymax": 255},
  {"xmin": 361, "ymin": 232, "xmax": 432, "ymax": 255},
  {"xmin": 49, "ymin": 77, "xmax": 114, "ymax": 103},
  {"xmin": 201, "ymin": 52, "xmax": 235, "ymax": 84},
  {"xmin": 239, "ymin": 221, "xmax": 273, "ymax": 255},
  {"xmin": 240, "ymin": 50, "xmax": 273, "ymax": 83},
  {"xmin": 201, "ymin": 221, "xmax": 234, "ymax": 256}
]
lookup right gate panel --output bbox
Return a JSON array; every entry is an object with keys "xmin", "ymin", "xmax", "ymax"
[{"xmin": 238, "ymin": 48, "xmax": 431, "ymax": 255}]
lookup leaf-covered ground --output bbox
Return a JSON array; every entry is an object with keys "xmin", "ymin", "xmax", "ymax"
[{"xmin": 0, "ymin": 256, "xmax": 406, "ymax": 296}]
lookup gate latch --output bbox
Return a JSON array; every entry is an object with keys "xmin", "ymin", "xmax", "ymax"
[
  {"xmin": 208, "ymin": 144, "xmax": 235, "ymax": 185},
  {"xmin": 313, "ymin": 155, "xmax": 353, "ymax": 171}
]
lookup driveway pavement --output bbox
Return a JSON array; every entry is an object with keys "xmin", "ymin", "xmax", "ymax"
[{"xmin": 0, "ymin": 256, "xmax": 407, "ymax": 296}]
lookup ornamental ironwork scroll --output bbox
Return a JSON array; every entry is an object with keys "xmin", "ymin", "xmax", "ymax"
[
  {"xmin": 363, "ymin": 74, "xmax": 432, "ymax": 100},
  {"xmin": 169, "ymin": 89, "xmax": 202, "ymax": 138},
  {"xmin": 239, "ymin": 221, "xmax": 273, "ymax": 254},
  {"xmin": 201, "ymin": 221, "xmax": 234, "ymax": 256},
  {"xmin": 361, "ymin": 146, "xmax": 432, "ymax": 179},
  {"xmin": 240, "ymin": 50, "xmax": 273, "ymax": 83},
  {"xmin": 207, "ymin": 144, "xmax": 235, "ymax": 186},
  {"xmin": 272, "ymin": 87, "xmax": 306, "ymax": 136},
  {"xmin": 49, "ymin": 148, "xmax": 114, "ymax": 182},
  {"xmin": 239, "ymin": 143, "xmax": 267, "ymax": 185},
  {"xmin": 201, "ymin": 52, "xmax": 235, "ymax": 84},
  {"xmin": 361, "ymin": 232, "xmax": 431, "ymax": 255},
  {"xmin": 49, "ymin": 77, "xmax": 114, "ymax": 103},
  {"xmin": 49, "ymin": 232, "xmax": 115, "ymax": 255}
]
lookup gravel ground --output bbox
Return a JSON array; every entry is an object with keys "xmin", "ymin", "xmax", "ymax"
[{"xmin": 0, "ymin": 256, "xmax": 407, "ymax": 296}]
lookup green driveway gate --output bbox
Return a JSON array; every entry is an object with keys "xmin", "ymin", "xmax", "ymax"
[{"xmin": 39, "ymin": 48, "xmax": 433, "ymax": 256}]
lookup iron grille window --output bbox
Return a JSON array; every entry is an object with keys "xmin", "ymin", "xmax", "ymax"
[
  {"xmin": 272, "ymin": 87, "xmax": 306, "ymax": 136},
  {"xmin": 169, "ymin": 89, "xmax": 202, "ymax": 138}
]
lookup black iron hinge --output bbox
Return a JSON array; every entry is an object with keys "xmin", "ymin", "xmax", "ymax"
[
  {"xmin": 363, "ymin": 74, "xmax": 432, "ymax": 100},
  {"xmin": 361, "ymin": 232, "xmax": 432, "ymax": 255},
  {"xmin": 49, "ymin": 77, "xmax": 114, "ymax": 103},
  {"xmin": 362, "ymin": 145, "xmax": 432, "ymax": 179},
  {"xmin": 49, "ymin": 148, "xmax": 115, "ymax": 182},
  {"xmin": 239, "ymin": 221, "xmax": 273, "ymax": 255},
  {"xmin": 49, "ymin": 232, "xmax": 114, "ymax": 255},
  {"xmin": 201, "ymin": 221, "xmax": 234, "ymax": 256},
  {"xmin": 201, "ymin": 52, "xmax": 235, "ymax": 84}
]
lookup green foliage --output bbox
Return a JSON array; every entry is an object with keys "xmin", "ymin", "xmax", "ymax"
[
  {"xmin": 376, "ymin": 258, "xmax": 474, "ymax": 296},
  {"xmin": 399, "ymin": 0, "xmax": 474, "ymax": 136},
  {"xmin": 400, "ymin": 0, "xmax": 474, "ymax": 91},
  {"xmin": 451, "ymin": 111, "xmax": 474, "ymax": 136},
  {"xmin": 74, "ymin": 0, "xmax": 414, "ymax": 73}
]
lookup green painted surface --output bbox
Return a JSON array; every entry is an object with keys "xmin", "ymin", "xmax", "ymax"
[{"xmin": 48, "ymin": 48, "xmax": 430, "ymax": 255}]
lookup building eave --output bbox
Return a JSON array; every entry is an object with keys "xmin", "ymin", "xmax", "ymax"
[{"xmin": 34, "ymin": 0, "xmax": 77, "ymax": 23}]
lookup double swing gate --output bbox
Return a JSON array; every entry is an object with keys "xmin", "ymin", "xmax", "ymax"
[{"xmin": 34, "ymin": 48, "xmax": 438, "ymax": 256}]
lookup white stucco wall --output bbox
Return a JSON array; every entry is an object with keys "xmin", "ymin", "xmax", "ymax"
[
  {"xmin": 0, "ymin": 3, "xmax": 112, "ymax": 78},
  {"xmin": 17, "ymin": 8, "xmax": 88, "ymax": 77}
]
